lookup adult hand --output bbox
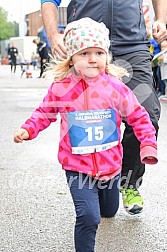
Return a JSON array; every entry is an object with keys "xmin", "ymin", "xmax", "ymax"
[
  {"xmin": 152, "ymin": 20, "xmax": 167, "ymax": 43},
  {"xmin": 50, "ymin": 33, "xmax": 67, "ymax": 59},
  {"xmin": 14, "ymin": 128, "xmax": 29, "ymax": 143}
]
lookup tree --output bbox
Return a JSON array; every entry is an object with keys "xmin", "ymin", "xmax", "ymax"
[{"xmin": 0, "ymin": 7, "xmax": 19, "ymax": 40}]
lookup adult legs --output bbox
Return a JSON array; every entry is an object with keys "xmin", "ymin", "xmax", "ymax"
[
  {"xmin": 10, "ymin": 62, "xmax": 13, "ymax": 73},
  {"xmin": 39, "ymin": 58, "xmax": 43, "ymax": 78},
  {"xmin": 66, "ymin": 171, "xmax": 120, "ymax": 252},
  {"xmin": 13, "ymin": 64, "xmax": 16, "ymax": 73},
  {"xmin": 39, "ymin": 58, "xmax": 47, "ymax": 78},
  {"xmin": 12, "ymin": 58, "xmax": 17, "ymax": 73},
  {"xmin": 113, "ymin": 51, "xmax": 160, "ymax": 189}
]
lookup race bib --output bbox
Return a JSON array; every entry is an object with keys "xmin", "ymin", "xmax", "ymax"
[{"xmin": 67, "ymin": 109, "xmax": 119, "ymax": 154}]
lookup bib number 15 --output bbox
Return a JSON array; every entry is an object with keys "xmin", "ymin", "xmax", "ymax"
[{"xmin": 85, "ymin": 126, "xmax": 104, "ymax": 142}]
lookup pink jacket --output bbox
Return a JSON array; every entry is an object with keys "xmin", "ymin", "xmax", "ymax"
[{"xmin": 22, "ymin": 71, "xmax": 158, "ymax": 180}]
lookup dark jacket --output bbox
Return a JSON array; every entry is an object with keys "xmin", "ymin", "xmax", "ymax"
[
  {"xmin": 8, "ymin": 47, "xmax": 18, "ymax": 62},
  {"xmin": 67, "ymin": 0, "xmax": 150, "ymax": 55},
  {"xmin": 37, "ymin": 42, "xmax": 49, "ymax": 59}
]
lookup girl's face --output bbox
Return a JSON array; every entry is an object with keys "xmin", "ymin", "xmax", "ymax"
[{"xmin": 71, "ymin": 47, "xmax": 107, "ymax": 78}]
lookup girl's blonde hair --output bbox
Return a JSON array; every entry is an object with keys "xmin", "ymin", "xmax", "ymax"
[{"xmin": 45, "ymin": 53, "xmax": 128, "ymax": 81}]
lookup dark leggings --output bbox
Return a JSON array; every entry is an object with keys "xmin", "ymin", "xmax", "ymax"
[
  {"xmin": 10, "ymin": 58, "xmax": 17, "ymax": 73},
  {"xmin": 66, "ymin": 171, "xmax": 120, "ymax": 252}
]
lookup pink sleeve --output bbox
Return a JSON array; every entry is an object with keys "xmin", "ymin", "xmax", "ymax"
[
  {"xmin": 140, "ymin": 146, "xmax": 158, "ymax": 164},
  {"xmin": 21, "ymin": 84, "xmax": 58, "ymax": 139}
]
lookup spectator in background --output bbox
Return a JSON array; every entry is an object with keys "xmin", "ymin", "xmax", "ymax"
[
  {"xmin": 1, "ymin": 57, "xmax": 9, "ymax": 65},
  {"xmin": 20, "ymin": 63, "xmax": 32, "ymax": 79},
  {"xmin": 38, "ymin": 27, "xmax": 51, "ymax": 54},
  {"xmin": 8, "ymin": 42, "xmax": 18, "ymax": 73},
  {"xmin": 32, "ymin": 39, "xmax": 49, "ymax": 78},
  {"xmin": 145, "ymin": 16, "xmax": 166, "ymax": 97},
  {"xmin": 158, "ymin": 40, "xmax": 167, "ymax": 100},
  {"xmin": 31, "ymin": 52, "xmax": 38, "ymax": 70},
  {"xmin": 149, "ymin": 37, "xmax": 162, "ymax": 93}
]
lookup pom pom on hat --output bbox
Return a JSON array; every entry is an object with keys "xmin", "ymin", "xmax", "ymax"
[{"xmin": 63, "ymin": 17, "xmax": 110, "ymax": 58}]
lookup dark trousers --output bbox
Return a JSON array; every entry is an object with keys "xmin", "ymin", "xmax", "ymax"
[
  {"xmin": 39, "ymin": 58, "xmax": 47, "ymax": 78},
  {"xmin": 10, "ymin": 58, "xmax": 17, "ymax": 73},
  {"xmin": 66, "ymin": 171, "xmax": 120, "ymax": 252},
  {"xmin": 113, "ymin": 51, "xmax": 160, "ymax": 189}
]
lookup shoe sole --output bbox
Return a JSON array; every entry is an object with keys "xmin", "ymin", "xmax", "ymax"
[{"xmin": 124, "ymin": 204, "xmax": 143, "ymax": 215}]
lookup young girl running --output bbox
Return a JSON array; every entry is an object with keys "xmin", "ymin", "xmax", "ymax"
[{"xmin": 14, "ymin": 18, "xmax": 158, "ymax": 252}]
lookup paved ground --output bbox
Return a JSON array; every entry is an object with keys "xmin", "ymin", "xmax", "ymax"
[{"xmin": 0, "ymin": 65, "xmax": 167, "ymax": 252}]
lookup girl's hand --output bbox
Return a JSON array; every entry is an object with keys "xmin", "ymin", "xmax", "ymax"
[
  {"xmin": 146, "ymin": 156, "xmax": 154, "ymax": 160},
  {"xmin": 14, "ymin": 128, "xmax": 29, "ymax": 143}
]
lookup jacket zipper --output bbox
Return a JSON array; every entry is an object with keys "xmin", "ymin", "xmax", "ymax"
[
  {"xmin": 139, "ymin": 2, "xmax": 142, "ymax": 29},
  {"xmin": 72, "ymin": 0, "xmax": 76, "ymax": 18},
  {"xmin": 82, "ymin": 80, "xmax": 98, "ymax": 177}
]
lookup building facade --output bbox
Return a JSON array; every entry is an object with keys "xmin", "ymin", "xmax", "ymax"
[{"xmin": 25, "ymin": 7, "xmax": 67, "ymax": 37}]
